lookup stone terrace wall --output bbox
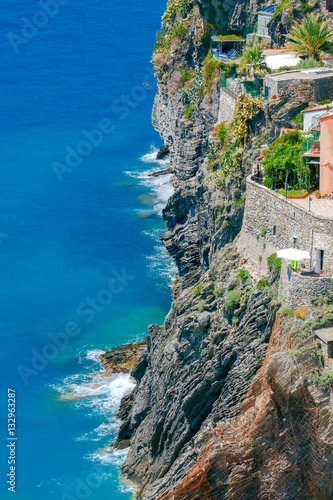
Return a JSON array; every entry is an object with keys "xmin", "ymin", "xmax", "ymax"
[
  {"xmin": 279, "ymin": 259, "xmax": 333, "ymax": 308},
  {"xmin": 237, "ymin": 177, "xmax": 333, "ymax": 274},
  {"xmin": 218, "ymin": 88, "xmax": 237, "ymax": 124},
  {"xmin": 264, "ymin": 73, "xmax": 333, "ymax": 104}
]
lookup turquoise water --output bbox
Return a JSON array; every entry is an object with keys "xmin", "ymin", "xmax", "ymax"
[{"xmin": 0, "ymin": 1, "xmax": 173, "ymax": 498}]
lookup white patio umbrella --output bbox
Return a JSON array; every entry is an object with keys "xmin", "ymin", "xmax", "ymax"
[{"xmin": 276, "ymin": 248, "xmax": 310, "ymax": 260}]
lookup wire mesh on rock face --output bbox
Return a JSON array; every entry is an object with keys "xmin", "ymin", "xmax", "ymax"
[{"xmin": 158, "ymin": 320, "xmax": 333, "ymax": 500}]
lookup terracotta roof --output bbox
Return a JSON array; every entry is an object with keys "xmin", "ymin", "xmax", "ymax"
[
  {"xmin": 318, "ymin": 111, "xmax": 333, "ymax": 122},
  {"xmin": 301, "ymin": 104, "xmax": 333, "ymax": 113}
]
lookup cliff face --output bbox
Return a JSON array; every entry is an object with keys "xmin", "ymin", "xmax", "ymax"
[{"xmin": 107, "ymin": 2, "xmax": 333, "ymax": 498}]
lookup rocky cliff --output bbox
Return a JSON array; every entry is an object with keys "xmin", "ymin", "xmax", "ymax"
[{"xmin": 103, "ymin": 1, "xmax": 333, "ymax": 498}]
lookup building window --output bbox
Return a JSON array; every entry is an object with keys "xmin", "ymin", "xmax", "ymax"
[
  {"xmin": 327, "ymin": 0, "xmax": 333, "ymax": 12},
  {"xmin": 273, "ymin": 226, "xmax": 276, "ymax": 235},
  {"xmin": 293, "ymin": 237, "xmax": 297, "ymax": 247}
]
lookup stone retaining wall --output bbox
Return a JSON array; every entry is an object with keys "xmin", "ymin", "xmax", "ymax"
[
  {"xmin": 237, "ymin": 176, "xmax": 333, "ymax": 274},
  {"xmin": 218, "ymin": 88, "xmax": 237, "ymax": 124},
  {"xmin": 264, "ymin": 73, "xmax": 333, "ymax": 104},
  {"xmin": 279, "ymin": 259, "xmax": 333, "ymax": 308}
]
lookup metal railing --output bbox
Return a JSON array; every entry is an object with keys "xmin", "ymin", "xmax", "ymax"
[
  {"xmin": 302, "ymin": 130, "xmax": 320, "ymax": 154},
  {"xmin": 242, "ymin": 81, "xmax": 260, "ymax": 98},
  {"xmin": 220, "ymin": 77, "xmax": 261, "ymax": 99},
  {"xmin": 220, "ymin": 76, "xmax": 241, "ymax": 98}
]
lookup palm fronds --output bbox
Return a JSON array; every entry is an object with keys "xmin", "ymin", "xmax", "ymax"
[{"xmin": 286, "ymin": 13, "xmax": 333, "ymax": 59}]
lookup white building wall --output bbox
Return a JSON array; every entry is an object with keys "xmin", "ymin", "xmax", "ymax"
[{"xmin": 303, "ymin": 109, "xmax": 331, "ymax": 132}]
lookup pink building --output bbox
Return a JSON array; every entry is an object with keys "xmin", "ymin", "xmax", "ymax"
[{"xmin": 318, "ymin": 112, "xmax": 333, "ymax": 195}]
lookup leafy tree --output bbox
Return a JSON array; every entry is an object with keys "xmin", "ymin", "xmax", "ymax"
[
  {"xmin": 262, "ymin": 130, "xmax": 310, "ymax": 190},
  {"xmin": 238, "ymin": 45, "xmax": 270, "ymax": 93},
  {"xmin": 286, "ymin": 13, "xmax": 333, "ymax": 60}
]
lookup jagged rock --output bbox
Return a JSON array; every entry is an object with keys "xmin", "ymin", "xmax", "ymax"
[
  {"xmin": 99, "ymin": 339, "xmax": 147, "ymax": 374},
  {"xmin": 156, "ymin": 145, "xmax": 170, "ymax": 160}
]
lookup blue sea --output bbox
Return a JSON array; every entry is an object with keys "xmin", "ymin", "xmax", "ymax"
[{"xmin": 0, "ymin": 1, "xmax": 173, "ymax": 498}]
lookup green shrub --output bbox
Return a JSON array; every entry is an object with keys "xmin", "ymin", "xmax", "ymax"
[
  {"xmin": 261, "ymin": 227, "xmax": 267, "ymax": 237},
  {"xmin": 181, "ymin": 69, "xmax": 191, "ymax": 82},
  {"xmin": 184, "ymin": 104, "xmax": 194, "ymax": 119},
  {"xmin": 214, "ymin": 286, "xmax": 223, "ymax": 297},
  {"xmin": 224, "ymin": 290, "xmax": 241, "ymax": 312},
  {"xmin": 267, "ymin": 253, "xmax": 282, "ymax": 271},
  {"xmin": 259, "ymin": 255, "xmax": 262, "ymax": 263},
  {"xmin": 198, "ymin": 300, "xmax": 205, "ymax": 312},
  {"xmin": 320, "ymin": 99, "xmax": 331, "ymax": 105},
  {"xmin": 293, "ymin": 112, "xmax": 304, "ymax": 126},
  {"xmin": 312, "ymin": 370, "xmax": 333, "ymax": 387},
  {"xmin": 214, "ymin": 213, "xmax": 222, "ymax": 226},
  {"xmin": 294, "ymin": 56, "xmax": 320, "ymax": 70},
  {"xmin": 193, "ymin": 284, "xmax": 201, "ymax": 295},
  {"xmin": 281, "ymin": 307, "xmax": 294, "ymax": 316},
  {"xmin": 232, "ymin": 315, "xmax": 239, "ymax": 325},
  {"xmin": 238, "ymin": 269, "xmax": 250, "ymax": 282},
  {"xmin": 169, "ymin": 22, "xmax": 187, "ymax": 40},
  {"xmin": 216, "ymin": 123, "xmax": 227, "ymax": 143},
  {"xmin": 257, "ymin": 279, "xmax": 268, "ymax": 289},
  {"xmin": 232, "ymin": 194, "xmax": 245, "ymax": 211},
  {"xmin": 154, "ymin": 30, "xmax": 168, "ymax": 52}
]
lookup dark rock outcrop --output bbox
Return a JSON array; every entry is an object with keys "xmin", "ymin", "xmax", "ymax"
[
  {"xmin": 156, "ymin": 145, "xmax": 170, "ymax": 160},
  {"xmin": 99, "ymin": 339, "xmax": 147, "ymax": 374}
]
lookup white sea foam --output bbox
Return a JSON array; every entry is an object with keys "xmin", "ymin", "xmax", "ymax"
[
  {"xmin": 86, "ymin": 349, "xmax": 105, "ymax": 363},
  {"xmin": 140, "ymin": 146, "xmax": 170, "ymax": 168},
  {"xmin": 88, "ymin": 448, "xmax": 136, "ymax": 496},
  {"xmin": 78, "ymin": 347, "xmax": 105, "ymax": 366},
  {"xmin": 144, "ymin": 229, "xmax": 177, "ymax": 285},
  {"xmin": 125, "ymin": 146, "xmax": 174, "ymax": 216},
  {"xmin": 90, "ymin": 446, "xmax": 129, "ymax": 466},
  {"xmin": 76, "ymin": 420, "xmax": 120, "ymax": 442},
  {"xmin": 55, "ymin": 371, "xmax": 135, "ymax": 416}
]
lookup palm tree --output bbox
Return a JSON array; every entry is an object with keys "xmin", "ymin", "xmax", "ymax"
[
  {"xmin": 286, "ymin": 13, "xmax": 333, "ymax": 60},
  {"xmin": 238, "ymin": 45, "xmax": 270, "ymax": 94}
]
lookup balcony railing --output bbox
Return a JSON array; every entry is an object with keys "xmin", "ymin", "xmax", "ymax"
[{"xmin": 302, "ymin": 130, "xmax": 320, "ymax": 155}]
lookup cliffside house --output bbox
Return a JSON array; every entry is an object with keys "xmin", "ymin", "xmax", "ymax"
[
  {"xmin": 246, "ymin": 4, "xmax": 276, "ymax": 44},
  {"xmin": 301, "ymin": 108, "xmax": 333, "ymax": 196},
  {"xmin": 264, "ymin": 68, "xmax": 333, "ymax": 101},
  {"xmin": 210, "ymin": 35, "xmax": 245, "ymax": 62},
  {"xmin": 257, "ymin": 4, "xmax": 276, "ymax": 39},
  {"xmin": 302, "ymin": 103, "xmax": 333, "ymax": 132}
]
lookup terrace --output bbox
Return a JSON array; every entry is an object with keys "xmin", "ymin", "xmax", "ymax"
[
  {"xmin": 210, "ymin": 35, "xmax": 245, "ymax": 63},
  {"xmin": 292, "ymin": 196, "xmax": 333, "ymax": 218}
]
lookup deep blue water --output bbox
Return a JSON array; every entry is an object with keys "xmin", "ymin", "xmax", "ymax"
[{"xmin": 0, "ymin": 1, "xmax": 172, "ymax": 498}]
